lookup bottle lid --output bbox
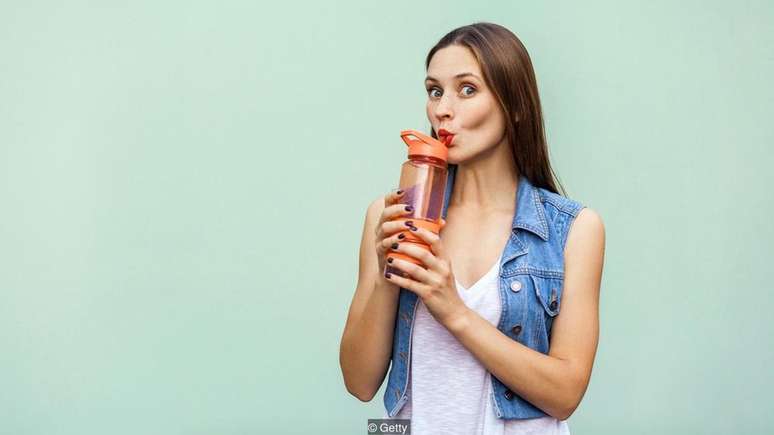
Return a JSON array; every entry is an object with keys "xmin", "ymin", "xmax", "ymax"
[{"xmin": 400, "ymin": 129, "xmax": 449, "ymax": 162}]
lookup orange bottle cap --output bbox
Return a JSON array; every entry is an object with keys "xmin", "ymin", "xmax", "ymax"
[{"xmin": 400, "ymin": 129, "xmax": 449, "ymax": 162}]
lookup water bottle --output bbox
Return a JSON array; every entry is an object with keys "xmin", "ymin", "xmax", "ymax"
[{"xmin": 385, "ymin": 129, "xmax": 451, "ymax": 278}]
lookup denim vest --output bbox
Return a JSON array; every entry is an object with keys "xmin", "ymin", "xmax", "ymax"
[{"xmin": 383, "ymin": 164, "xmax": 585, "ymax": 420}]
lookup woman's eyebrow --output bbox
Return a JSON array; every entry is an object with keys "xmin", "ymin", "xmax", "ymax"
[{"xmin": 425, "ymin": 72, "xmax": 480, "ymax": 82}]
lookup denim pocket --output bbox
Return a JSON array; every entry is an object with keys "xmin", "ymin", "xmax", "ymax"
[{"xmin": 530, "ymin": 274, "xmax": 563, "ymax": 317}]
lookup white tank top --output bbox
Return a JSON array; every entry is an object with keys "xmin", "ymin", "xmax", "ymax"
[{"xmin": 383, "ymin": 253, "xmax": 571, "ymax": 435}]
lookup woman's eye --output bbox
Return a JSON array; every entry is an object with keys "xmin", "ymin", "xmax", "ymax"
[{"xmin": 426, "ymin": 85, "xmax": 476, "ymax": 98}]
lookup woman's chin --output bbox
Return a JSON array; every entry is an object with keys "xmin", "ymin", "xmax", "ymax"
[{"xmin": 446, "ymin": 151, "xmax": 461, "ymax": 165}]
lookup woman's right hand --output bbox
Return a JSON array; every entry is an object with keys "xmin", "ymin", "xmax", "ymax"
[{"xmin": 374, "ymin": 188, "xmax": 414, "ymax": 285}]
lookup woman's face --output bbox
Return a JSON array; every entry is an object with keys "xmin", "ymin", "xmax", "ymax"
[{"xmin": 425, "ymin": 45, "xmax": 508, "ymax": 164}]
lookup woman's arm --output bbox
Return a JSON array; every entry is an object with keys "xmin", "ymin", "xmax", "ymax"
[
  {"xmin": 339, "ymin": 198, "xmax": 401, "ymax": 402},
  {"xmin": 446, "ymin": 207, "xmax": 605, "ymax": 420}
]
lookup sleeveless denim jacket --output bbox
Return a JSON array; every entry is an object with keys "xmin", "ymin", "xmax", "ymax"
[{"xmin": 383, "ymin": 163, "xmax": 586, "ymax": 420}]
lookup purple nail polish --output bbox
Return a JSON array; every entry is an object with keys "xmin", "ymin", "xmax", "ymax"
[
  {"xmin": 387, "ymin": 257, "xmax": 394, "ymax": 263},
  {"xmin": 409, "ymin": 226, "xmax": 418, "ymax": 231},
  {"xmin": 405, "ymin": 220, "xmax": 413, "ymax": 227},
  {"xmin": 391, "ymin": 242, "xmax": 399, "ymax": 249},
  {"xmin": 405, "ymin": 205, "xmax": 413, "ymax": 212},
  {"xmin": 397, "ymin": 233, "xmax": 405, "ymax": 239},
  {"xmin": 385, "ymin": 272, "xmax": 392, "ymax": 279}
]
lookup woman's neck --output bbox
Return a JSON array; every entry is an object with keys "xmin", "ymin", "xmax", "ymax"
[{"xmin": 449, "ymin": 141, "xmax": 519, "ymax": 213}]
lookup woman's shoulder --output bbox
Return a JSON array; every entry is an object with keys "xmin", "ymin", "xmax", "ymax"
[
  {"xmin": 535, "ymin": 186, "xmax": 585, "ymax": 218},
  {"xmin": 532, "ymin": 186, "xmax": 604, "ymax": 250}
]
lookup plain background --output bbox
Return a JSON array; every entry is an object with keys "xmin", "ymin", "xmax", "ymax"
[{"xmin": 1, "ymin": 1, "xmax": 772, "ymax": 434}]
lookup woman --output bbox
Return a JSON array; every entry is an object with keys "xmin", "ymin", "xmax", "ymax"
[{"xmin": 339, "ymin": 22, "xmax": 605, "ymax": 434}]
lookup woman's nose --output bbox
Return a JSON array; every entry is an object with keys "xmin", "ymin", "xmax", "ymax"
[{"xmin": 434, "ymin": 95, "xmax": 454, "ymax": 119}]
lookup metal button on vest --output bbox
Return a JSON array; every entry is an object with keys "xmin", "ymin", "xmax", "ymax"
[
  {"xmin": 511, "ymin": 324, "xmax": 522, "ymax": 335},
  {"xmin": 510, "ymin": 280, "xmax": 522, "ymax": 292},
  {"xmin": 504, "ymin": 389, "xmax": 514, "ymax": 400}
]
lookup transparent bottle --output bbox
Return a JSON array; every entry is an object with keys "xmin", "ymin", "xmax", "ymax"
[{"xmin": 385, "ymin": 129, "xmax": 451, "ymax": 278}]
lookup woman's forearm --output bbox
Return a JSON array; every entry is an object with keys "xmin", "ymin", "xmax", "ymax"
[
  {"xmin": 339, "ymin": 280, "xmax": 400, "ymax": 402},
  {"xmin": 445, "ymin": 308, "xmax": 580, "ymax": 420}
]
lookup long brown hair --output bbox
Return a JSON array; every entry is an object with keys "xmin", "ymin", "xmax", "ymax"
[{"xmin": 426, "ymin": 22, "xmax": 568, "ymax": 197}]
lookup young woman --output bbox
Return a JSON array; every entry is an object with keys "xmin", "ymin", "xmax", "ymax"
[{"xmin": 340, "ymin": 22, "xmax": 605, "ymax": 434}]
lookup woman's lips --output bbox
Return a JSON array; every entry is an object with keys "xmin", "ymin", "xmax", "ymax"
[{"xmin": 438, "ymin": 129, "xmax": 455, "ymax": 146}]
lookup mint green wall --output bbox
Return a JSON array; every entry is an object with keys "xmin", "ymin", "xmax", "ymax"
[{"xmin": 1, "ymin": 1, "xmax": 772, "ymax": 434}]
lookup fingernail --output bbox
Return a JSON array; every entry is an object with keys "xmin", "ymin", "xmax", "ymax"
[
  {"xmin": 409, "ymin": 226, "xmax": 418, "ymax": 232},
  {"xmin": 396, "ymin": 189, "xmax": 404, "ymax": 195},
  {"xmin": 385, "ymin": 272, "xmax": 392, "ymax": 279},
  {"xmin": 387, "ymin": 257, "xmax": 394, "ymax": 263},
  {"xmin": 404, "ymin": 205, "xmax": 413, "ymax": 212},
  {"xmin": 391, "ymin": 242, "xmax": 399, "ymax": 249},
  {"xmin": 405, "ymin": 220, "xmax": 413, "ymax": 227}
]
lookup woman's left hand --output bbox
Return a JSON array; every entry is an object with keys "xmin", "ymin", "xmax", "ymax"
[{"xmin": 385, "ymin": 219, "xmax": 470, "ymax": 330}]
